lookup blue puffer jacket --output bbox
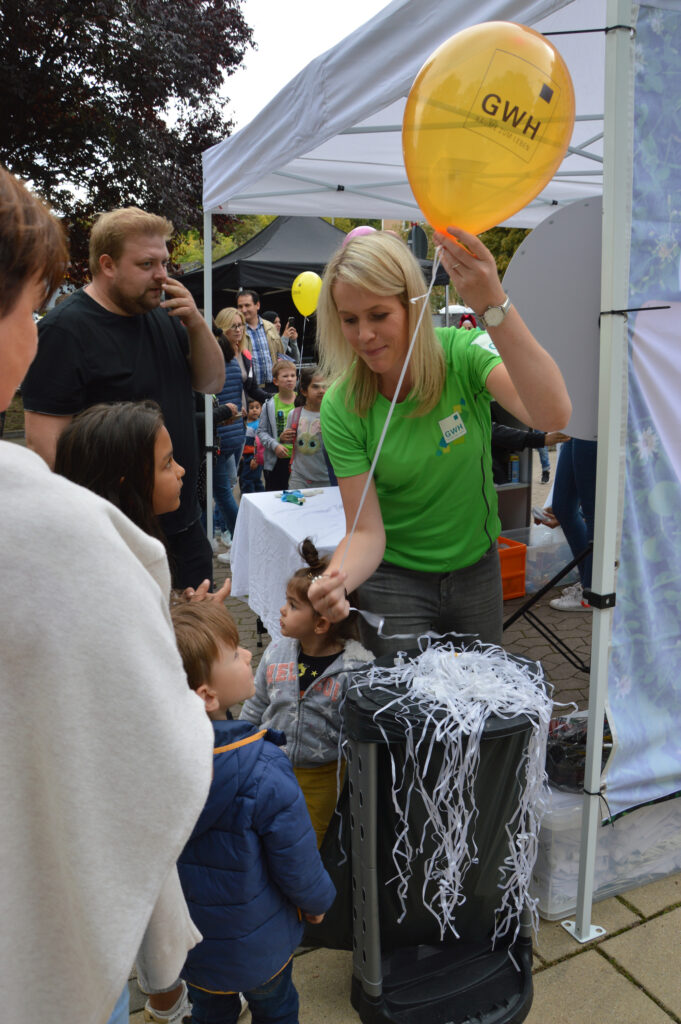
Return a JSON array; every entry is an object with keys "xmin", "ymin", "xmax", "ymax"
[
  {"xmin": 215, "ymin": 354, "xmax": 245, "ymax": 453},
  {"xmin": 178, "ymin": 719, "xmax": 336, "ymax": 994},
  {"xmin": 215, "ymin": 350, "xmax": 268, "ymax": 455}
]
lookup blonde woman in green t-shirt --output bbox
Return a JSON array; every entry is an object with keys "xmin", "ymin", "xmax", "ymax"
[{"xmin": 310, "ymin": 228, "xmax": 571, "ymax": 656}]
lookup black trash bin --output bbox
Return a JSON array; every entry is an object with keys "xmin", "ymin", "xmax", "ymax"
[{"xmin": 340, "ymin": 648, "xmax": 542, "ymax": 1024}]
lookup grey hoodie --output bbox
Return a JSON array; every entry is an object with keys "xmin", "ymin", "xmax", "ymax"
[{"xmin": 239, "ymin": 636, "xmax": 375, "ymax": 766}]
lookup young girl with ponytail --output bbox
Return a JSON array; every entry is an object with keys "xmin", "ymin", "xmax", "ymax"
[{"xmin": 240, "ymin": 538, "xmax": 374, "ymax": 845}]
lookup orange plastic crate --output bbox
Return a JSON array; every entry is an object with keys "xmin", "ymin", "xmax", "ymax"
[{"xmin": 498, "ymin": 535, "xmax": 526, "ymax": 600}]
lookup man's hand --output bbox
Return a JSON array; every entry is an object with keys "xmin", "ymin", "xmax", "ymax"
[{"xmin": 161, "ymin": 278, "xmax": 204, "ymax": 330}]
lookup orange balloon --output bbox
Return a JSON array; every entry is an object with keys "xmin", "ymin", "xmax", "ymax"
[{"xmin": 402, "ymin": 22, "xmax": 575, "ymax": 234}]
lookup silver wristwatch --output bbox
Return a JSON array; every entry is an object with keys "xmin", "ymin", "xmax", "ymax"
[{"xmin": 477, "ymin": 295, "xmax": 512, "ymax": 330}]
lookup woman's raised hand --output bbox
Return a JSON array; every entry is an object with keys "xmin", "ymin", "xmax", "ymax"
[
  {"xmin": 433, "ymin": 226, "xmax": 506, "ymax": 317},
  {"xmin": 308, "ymin": 569, "xmax": 350, "ymax": 623}
]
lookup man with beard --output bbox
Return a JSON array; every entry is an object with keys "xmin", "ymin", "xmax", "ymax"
[{"xmin": 23, "ymin": 207, "xmax": 225, "ymax": 590}]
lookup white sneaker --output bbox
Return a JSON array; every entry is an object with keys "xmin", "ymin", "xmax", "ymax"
[
  {"xmin": 220, "ymin": 531, "xmax": 232, "ymax": 548},
  {"xmin": 209, "ymin": 536, "xmax": 220, "ymax": 555},
  {"xmin": 143, "ymin": 980, "xmax": 192, "ymax": 1023},
  {"xmin": 549, "ymin": 582, "xmax": 591, "ymax": 611},
  {"xmin": 217, "ymin": 552, "xmax": 231, "ymax": 565}
]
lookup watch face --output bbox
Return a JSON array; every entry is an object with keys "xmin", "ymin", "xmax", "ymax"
[
  {"xmin": 484, "ymin": 306, "xmax": 505, "ymax": 327},
  {"xmin": 482, "ymin": 298, "xmax": 510, "ymax": 328}
]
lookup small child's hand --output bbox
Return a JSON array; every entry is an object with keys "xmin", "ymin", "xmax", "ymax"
[
  {"xmin": 303, "ymin": 912, "xmax": 325, "ymax": 924},
  {"xmin": 275, "ymin": 444, "xmax": 288, "ymax": 458},
  {"xmin": 250, "ymin": 458, "xmax": 258, "ymax": 470},
  {"xmin": 279, "ymin": 427, "xmax": 296, "ymax": 443}
]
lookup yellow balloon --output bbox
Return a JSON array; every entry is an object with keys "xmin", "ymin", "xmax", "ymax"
[
  {"xmin": 291, "ymin": 271, "xmax": 323, "ymax": 316},
  {"xmin": 402, "ymin": 22, "xmax": 575, "ymax": 234}
]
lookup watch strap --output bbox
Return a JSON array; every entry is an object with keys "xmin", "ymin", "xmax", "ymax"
[{"xmin": 478, "ymin": 295, "xmax": 512, "ymax": 330}]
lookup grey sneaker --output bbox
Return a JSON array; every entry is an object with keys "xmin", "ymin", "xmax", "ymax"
[{"xmin": 549, "ymin": 582, "xmax": 591, "ymax": 611}]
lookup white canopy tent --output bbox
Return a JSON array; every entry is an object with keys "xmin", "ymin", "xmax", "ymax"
[
  {"xmin": 202, "ymin": 0, "xmax": 606, "ymax": 227},
  {"xmin": 201, "ymin": 0, "xmax": 642, "ymax": 943}
]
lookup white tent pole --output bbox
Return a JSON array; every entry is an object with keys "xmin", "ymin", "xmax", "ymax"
[
  {"xmin": 563, "ymin": 0, "xmax": 635, "ymax": 944},
  {"xmin": 203, "ymin": 209, "xmax": 215, "ymax": 542}
]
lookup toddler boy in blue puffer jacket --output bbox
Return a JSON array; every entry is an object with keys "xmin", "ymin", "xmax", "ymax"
[{"xmin": 170, "ymin": 601, "xmax": 335, "ymax": 1024}]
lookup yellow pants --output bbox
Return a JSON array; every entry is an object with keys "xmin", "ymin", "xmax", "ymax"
[{"xmin": 293, "ymin": 761, "xmax": 345, "ymax": 848}]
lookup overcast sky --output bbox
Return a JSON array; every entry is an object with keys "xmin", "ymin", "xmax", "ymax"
[{"xmin": 222, "ymin": 0, "xmax": 390, "ymax": 130}]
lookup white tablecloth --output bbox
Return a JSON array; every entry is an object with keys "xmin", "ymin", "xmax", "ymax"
[{"xmin": 230, "ymin": 488, "xmax": 347, "ymax": 638}]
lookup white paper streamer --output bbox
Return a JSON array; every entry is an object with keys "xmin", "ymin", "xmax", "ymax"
[{"xmin": 347, "ymin": 641, "xmax": 552, "ymax": 946}]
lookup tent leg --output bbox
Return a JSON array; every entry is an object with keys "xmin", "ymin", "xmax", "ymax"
[
  {"xmin": 203, "ymin": 209, "xmax": 215, "ymax": 541},
  {"xmin": 564, "ymin": 0, "xmax": 635, "ymax": 944}
]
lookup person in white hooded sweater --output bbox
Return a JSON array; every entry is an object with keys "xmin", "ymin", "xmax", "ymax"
[
  {"xmin": 240, "ymin": 539, "xmax": 374, "ymax": 846},
  {"xmin": 0, "ymin": 166, "xmax": 213, "ymax": 1024}
]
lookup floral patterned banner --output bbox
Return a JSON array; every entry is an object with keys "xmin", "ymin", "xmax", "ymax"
[{"xmin": 606, "ymin": 2, "xmax": 681, "ymax": 817}]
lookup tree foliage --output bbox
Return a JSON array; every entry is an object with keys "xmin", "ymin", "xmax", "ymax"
[
  {"xmin": 479, "ymin": 226, "xmax": 530, "ymax": 279},
  {"xmin": 173, "ymin": 216, "xmax": 277, "ymax": 268},
  {"xmin": 0, "ymin": 0, "xmax": 253, "ymax": 280}
]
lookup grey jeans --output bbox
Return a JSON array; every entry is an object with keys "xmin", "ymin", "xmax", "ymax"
[{"xmin": 354, "ymin": 545, "xmax": 503, "ymax": 659}]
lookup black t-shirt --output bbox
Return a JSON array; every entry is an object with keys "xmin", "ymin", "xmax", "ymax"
[
  {"xmin": 297, "ymin": 651, "xmax": 340, "ymax": 697},
  {"xmin": 23, "ymin": 289, "xmax": 199, "ymax": 534}
]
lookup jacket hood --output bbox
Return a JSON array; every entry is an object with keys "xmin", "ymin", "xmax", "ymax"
[{"xmin": 341, "ymin": 639, "xmax": 375, "ymax": 668}]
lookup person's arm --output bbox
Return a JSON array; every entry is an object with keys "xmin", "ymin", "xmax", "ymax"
[
  {"xmin": 161, "ymin": 278, "xmax": 225, "ymax": 394},
  {"xmin": 257, "ymin": 400, "xmax": 287, "ymax": 458},
  {"xmin": 434, "ymin": 227, "xmax": 571, "ymax": 431},
  {"xmin": 282, "ymin": 324, "xmax": 301, "ymax": 364},
  {"xmin": 243, "ymin": 372, "xmax": 269, "ymax": 405},
  {"xmin": 24, "ymin": 410, "xmax": 73, "ymax": 468},
  {"xmin": 308, "ymin": 471, "xmax": 386, "ymax": 622},
  {"xmin": 253, "ymin": 754, "xmax": 336, "ymax": 915}
]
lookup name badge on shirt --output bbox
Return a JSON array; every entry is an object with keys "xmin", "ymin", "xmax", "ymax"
[{"xmin": 439, "ymin": 411, "xmax": 467, "ymax": 445}]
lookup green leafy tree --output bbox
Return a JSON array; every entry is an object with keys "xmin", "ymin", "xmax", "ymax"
[
  {"xmin": 173, "ymin": 215, "xmax": 278, "ymax": 270},
  {"xmin": 322, "ymin": 217, "xmax": 383, "ymax": 235},
  {"xmin": 480, "ymin": 226, "xmax": 530, "ymax": 279},
  {"xmin": 0, "ymin": 0, "xmax": 253, "ymax": 282}
]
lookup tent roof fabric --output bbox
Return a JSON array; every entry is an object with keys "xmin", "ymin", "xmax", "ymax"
[
  {"xmin": 180, "ymin": 216, "xmax": 346, "ymax": 296},
  {"xmin": 203, "ymin": 0, "xmax": 606, "ymax": 228}
]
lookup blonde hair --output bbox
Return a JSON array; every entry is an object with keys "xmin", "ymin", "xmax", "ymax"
[
  {"xmin": 272, "ymin": 358, "xmax": 296, "ymax": 381},
  {"xmin": 317, "ymin": 232, "xmax": 445, "ymax": 416},
  {"xmin": 215, "ymin": 306, "xmax": 247, "ymax": 350},
  {"xmin": 89, "ymin": 207, "xmax": 173, "ymax": 276}
]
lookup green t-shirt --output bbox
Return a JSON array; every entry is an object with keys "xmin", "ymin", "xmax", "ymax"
[
  {"xmin": 320, "ymin": 327, "xmax": 502, "ymax": 573},
  {"xmin": 273, "ymin": 393, "xmax": 296, "ymax": 457}
]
